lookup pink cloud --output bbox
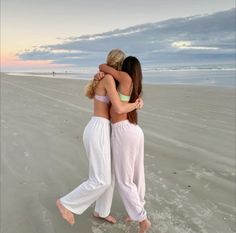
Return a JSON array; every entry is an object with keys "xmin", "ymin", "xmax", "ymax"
[{"xmin": 1, "ymin": 54, "xmax": 65, "ymax": 71}]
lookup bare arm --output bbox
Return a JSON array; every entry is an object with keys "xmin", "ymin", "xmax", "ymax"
[
  {"xmin": 103, "ymin": 75, "xmax": 140, "ymax": 114},
  {"xmin": 99, "ymin": 64, "xmax": 131, "ymax": 84}
]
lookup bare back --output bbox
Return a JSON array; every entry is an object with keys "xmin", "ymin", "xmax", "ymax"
[
  {"xmin": 110, "ymin": 81, "xmax": 132, "ymax": 123},
  {"xmin": 93, "ymin": 79, "xmax": 110, "ymax": 119}
]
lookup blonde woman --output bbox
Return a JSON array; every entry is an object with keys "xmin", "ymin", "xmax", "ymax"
[{"xmin": 56, "ymin": 49, "xmax": 142, "ymax": 225}]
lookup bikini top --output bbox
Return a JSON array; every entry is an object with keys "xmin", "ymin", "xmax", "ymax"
[
  {"xmin": 118, "ymin": 92, "xmax": 131, "ymax": 102},
  {"xmin": 94, "ymin": 94, "xmax": 110, "ymax": 104},
  {"xmin": 94, "ymin": 84, "xmax": 132, "ymax": 104},
  {"xmin": 118, "ymin": 84, "xmax": 132, "ymax": 102}
]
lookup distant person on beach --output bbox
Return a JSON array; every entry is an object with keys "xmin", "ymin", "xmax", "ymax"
[
  {"xmin": 99, "ymin": 56, "xmax": 151, "ymax": 233},
  {"xmin": 56, "ymin": 49, "xmax": 143, "ymax": 225},
  {"xmin": 52, "ymin": 71, "xmax": 55, "ymax": 77}
]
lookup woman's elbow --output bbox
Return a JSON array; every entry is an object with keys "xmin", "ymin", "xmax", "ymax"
[
  {"xmin": 113, "ymin": 106, "xmax": 123, "ymax": 114},
  {"xmin": 99, "ymin": 64, "xmax": 105, "ymax": 71}
]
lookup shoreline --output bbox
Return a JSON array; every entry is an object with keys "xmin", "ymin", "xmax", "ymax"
[
  {"xmin": 1, "ymin": 70, "xmax": 236, "ymax": 89},
  {"xmin": 2, "ymin": 71, "xmax": 235, "ymax": 89}
]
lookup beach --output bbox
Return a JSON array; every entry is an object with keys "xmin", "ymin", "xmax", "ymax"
[{"xmin": 1, "ymin": 73, "xmax": 235, "ymax": 233}]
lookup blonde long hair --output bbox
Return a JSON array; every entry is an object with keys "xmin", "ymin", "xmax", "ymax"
[{"xmin": 85, "ymin": 49, "xmax": 126, "ymax": 99}]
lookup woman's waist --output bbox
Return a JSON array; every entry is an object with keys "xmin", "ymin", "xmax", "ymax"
[
  {"xmin": 93, "ymin": 113, "xmax": 110, "ymax": 121},
  {"xmin": 110, "ymin": 110, "xmax": 127, "ymax": 124},
  {"xmin": 86, "ymin": 116, "xmax": 110, "ymax": 128},
  {"xmin": 93, "ymin": 105, "xmax": 110, "ymax": 120}
]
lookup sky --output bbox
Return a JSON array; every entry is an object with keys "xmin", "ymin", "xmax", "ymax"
[{"xmin": 1, "ymin": 0, "xmax": 235, "ymax": 71}]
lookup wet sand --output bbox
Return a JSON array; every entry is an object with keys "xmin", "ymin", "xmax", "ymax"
[{"xmin": 1, "ymin": 73, "xmax": 235, "ymax": 233}]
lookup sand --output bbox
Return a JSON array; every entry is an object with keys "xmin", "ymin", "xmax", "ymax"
[{"xmin": 1, "ymin": 73, "xmax": 235, "ymax": 233}]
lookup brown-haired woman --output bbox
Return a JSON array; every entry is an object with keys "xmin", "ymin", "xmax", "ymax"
[{"xmin": 99, "ymin": 56, "xmax": 151, "ymax": 233}]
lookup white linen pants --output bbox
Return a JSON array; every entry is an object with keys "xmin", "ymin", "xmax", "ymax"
[
  {"xmin": 111, "ymin": 120, "xmax": 147, "ymax": 221},
  {"xmin": 60, "ymin": 116, "xmax": 114, "ymax": 218}
]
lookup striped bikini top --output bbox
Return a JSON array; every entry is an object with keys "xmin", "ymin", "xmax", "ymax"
[{"xmin": 94, "ymin": 94, "xmax": 110, "ymax": 104}]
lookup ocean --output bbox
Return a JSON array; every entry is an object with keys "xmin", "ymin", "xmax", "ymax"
[{"xmin": 6, "ymin": 64, "xmax": 236, "ymax": 88}]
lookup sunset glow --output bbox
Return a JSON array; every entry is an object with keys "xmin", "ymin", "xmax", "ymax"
[{"xmin": 1, "ymin": 53, "xmax": 67, "ymax": 71}]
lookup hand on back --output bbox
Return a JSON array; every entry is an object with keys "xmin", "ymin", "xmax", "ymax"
[{"xmin": 94, "ymin": 72, "xmax": 105, "ymax": 81}]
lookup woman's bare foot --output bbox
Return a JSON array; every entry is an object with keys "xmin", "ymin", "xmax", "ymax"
[
  {"xmin": 124, "ymin": 216, "xmax": 133, "ymax": 222},
  {"xmin": 139, "ymin": 218, "xmax": 151, "ymax": 233},
  {"xmin": 56, "ymin": 199, "xmax": 75, "ymax": 225},
  {"xmin": 93, "ymin": 212, "xmax": 117, "ymax": 224}
]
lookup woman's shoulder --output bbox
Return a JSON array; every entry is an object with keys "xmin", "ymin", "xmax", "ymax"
[
  {"xmin": 120, "ymin": 71, "xmax": 132, "ymax": 85},
  {"xmin": 102, "ymin": 74, "xmax": 116, "ymax": 86},
  {"xmin": 103, "ymin": 72, "xmax": 131, "ymax": 85}
]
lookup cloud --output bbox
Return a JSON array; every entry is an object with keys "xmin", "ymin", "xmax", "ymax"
[
  {"xmin": 171, "ymin": 41, "xmax": 219, "ymax": 50},
  {"xmin": 17, "ymin": 8, "xmax": 235, "ymax": 66}
]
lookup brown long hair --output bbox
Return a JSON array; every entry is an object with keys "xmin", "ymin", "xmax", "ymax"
[{"xmin": 122, "ymin": 56, "xmax": 143, "ymax": 124}]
